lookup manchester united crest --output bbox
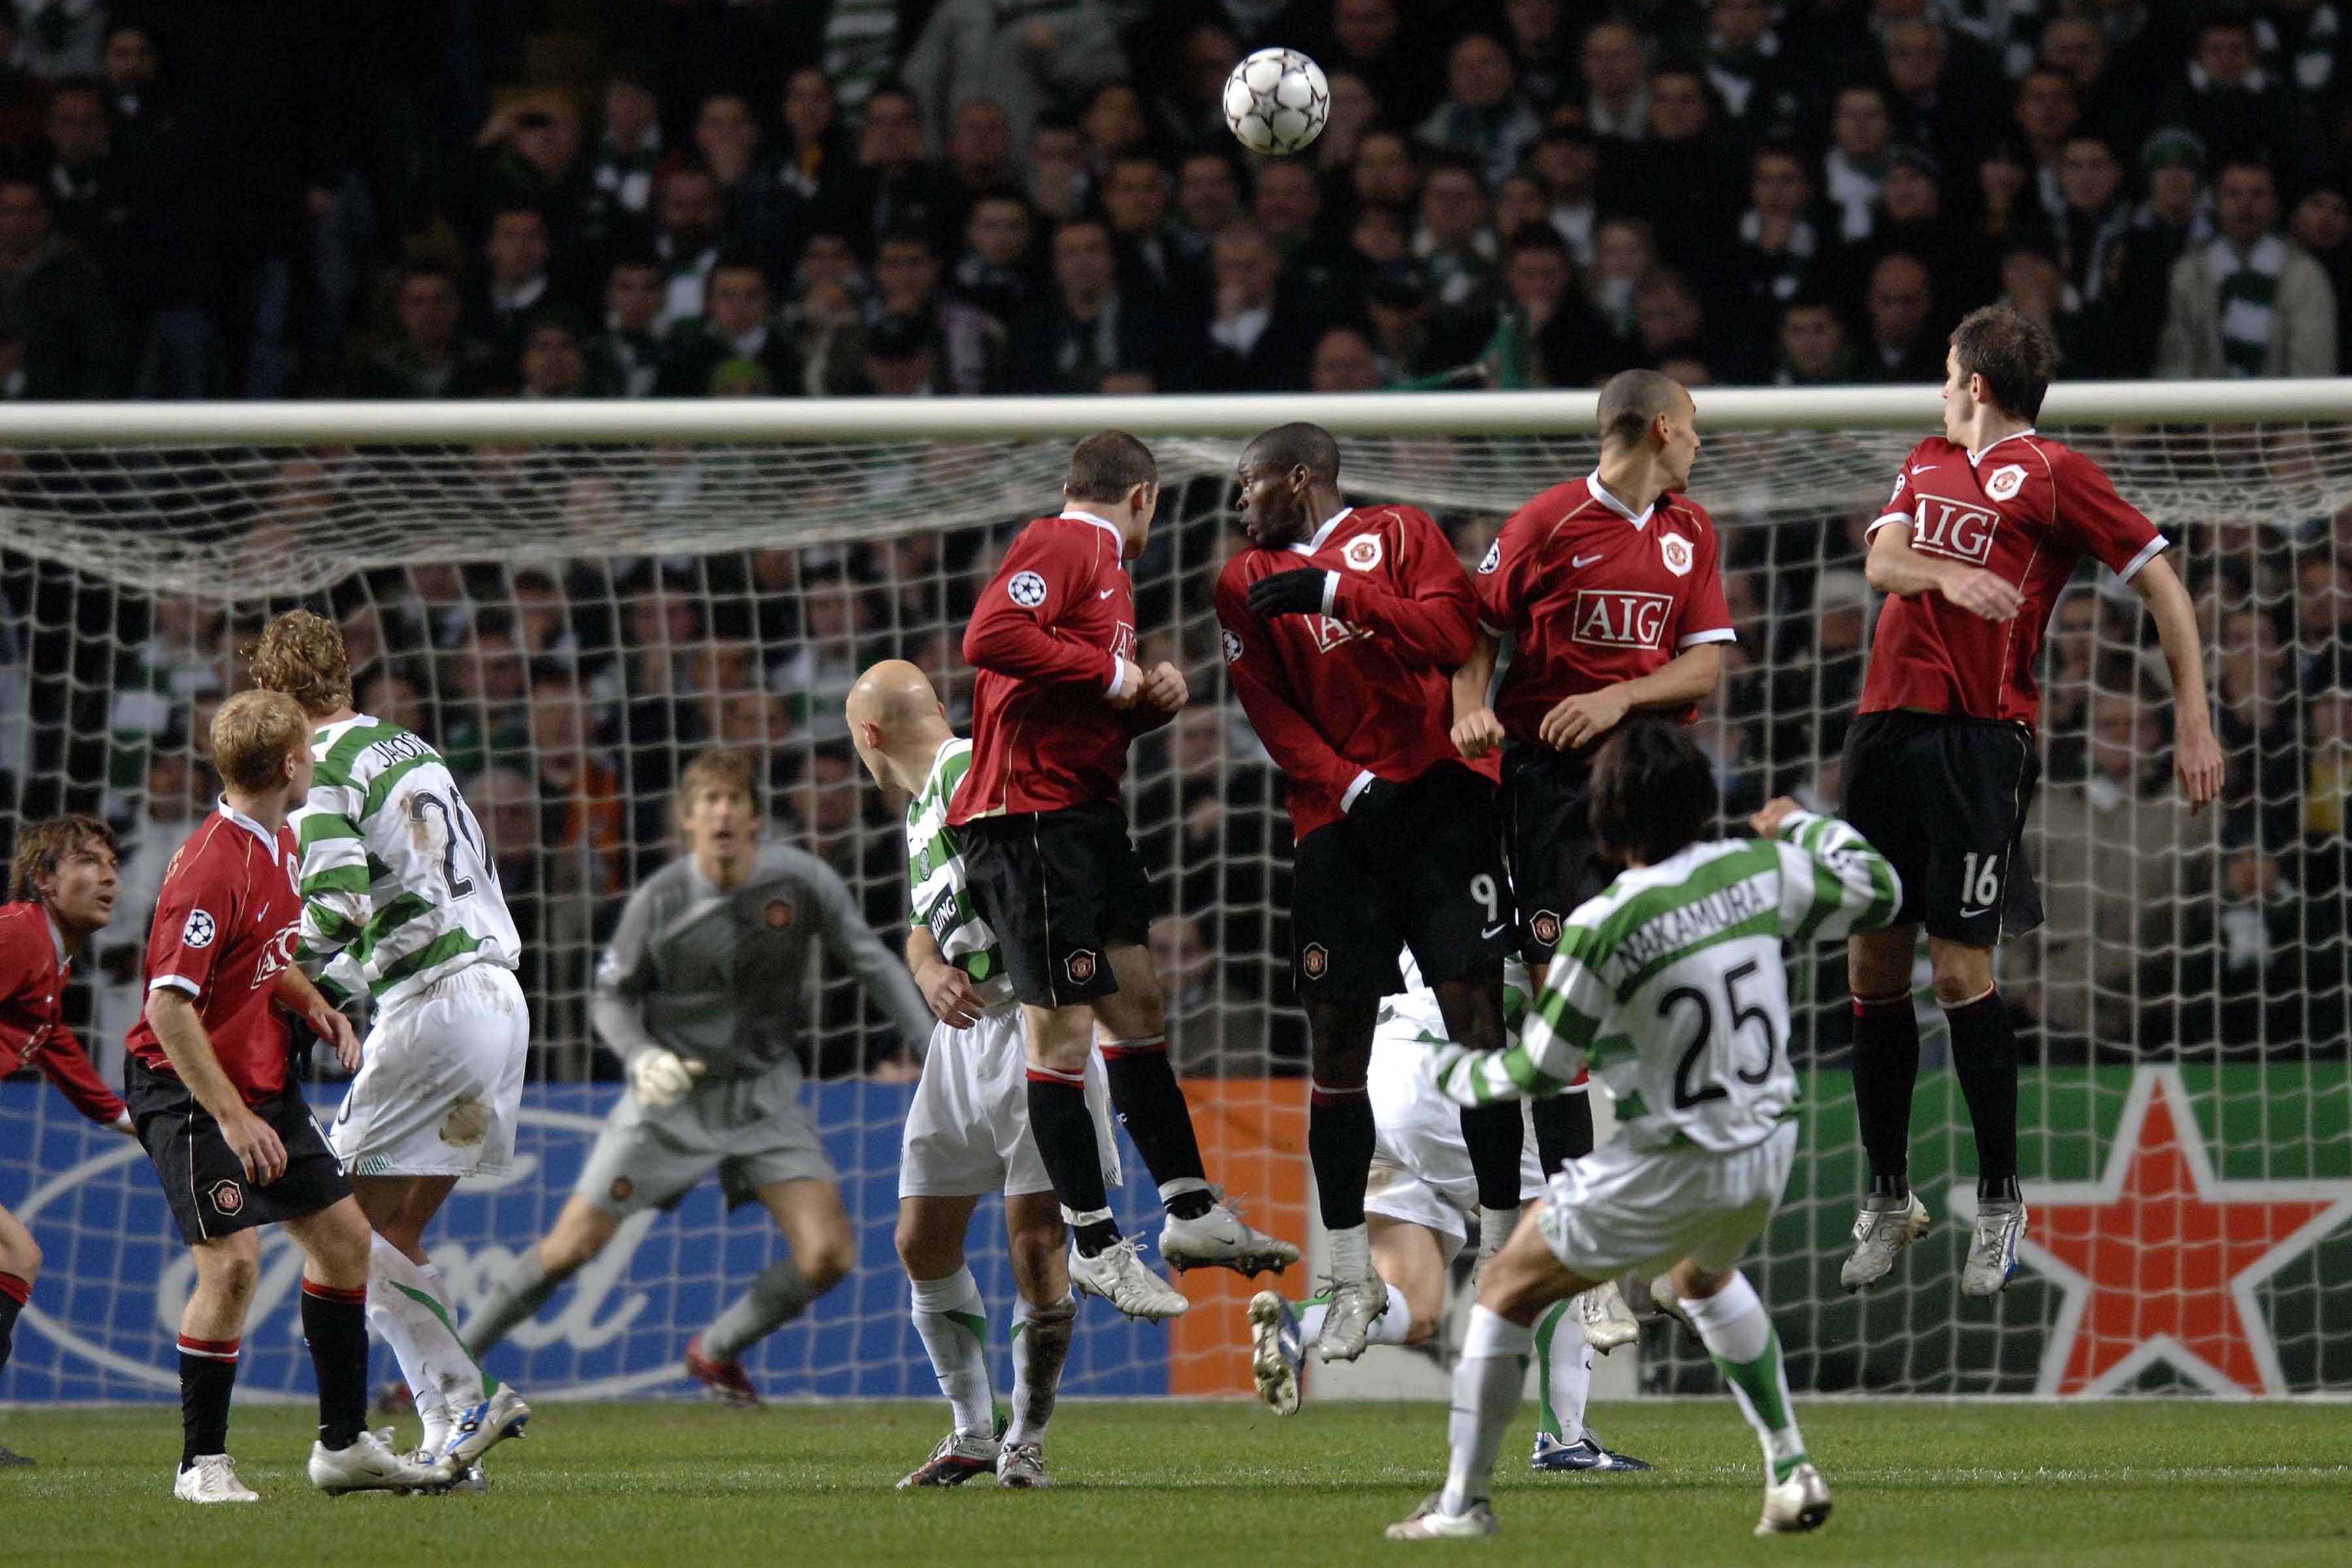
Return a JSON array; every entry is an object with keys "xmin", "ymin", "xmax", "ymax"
[
  {"xmin": 1342, "ymin": 533, "xmax": 1384, "ymax": 572},
  {"xmin": 762, "ymin": 899, "xmax": 795, "ymax": 930},
  {"xmin": 1985, "ymin": 463, "xmax": 2026, "ymax": 502},
  {"xmin": 1065, "ymin": 949, "xmax": 1097, "ymax": 985},
  {"xmin": 1531, "ymin": 909, "xmax": 1562, "ymax": 947},
  {"xmin": 1301, "ymin": 943, "xmax": 1329, "ymax": 979},
  {"xmin": 1659, "ymin": 532, "xmax": 1694, "ymax": 577},
  {"xmin": 209, "ymin": 1179, "xmax": 244, "ymax": 1215}
]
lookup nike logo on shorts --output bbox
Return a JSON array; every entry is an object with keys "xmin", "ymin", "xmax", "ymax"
[
  {"xmin": 1481, "ymin": 923, "xmax": 1511, "ymax": 939},
  {"xmin": 1572, "ymin": 552, "xmax": 1605, "ymax": 568},
  {"xmin": 1959, "ymin": 905, "xmax": 1995, "ymax": 920}
]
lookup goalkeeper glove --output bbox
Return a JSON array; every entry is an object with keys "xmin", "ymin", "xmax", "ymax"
[
  {"xmin": 627, "ymin": 1047, "xmax": 702, "ymax": 1109},
  {"xmin": 1247, "ymin": 568, "xmax": 1333, "ymax": 618}
]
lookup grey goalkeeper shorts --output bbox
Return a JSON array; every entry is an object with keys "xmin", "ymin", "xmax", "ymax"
[{"xmin": 574, "ymin": 1062, "xmax": 838, "ymax": 1218}]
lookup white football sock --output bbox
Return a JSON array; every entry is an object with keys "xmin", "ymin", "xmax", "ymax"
[
  {"xmin": 1682, "ymin": 1271, "xmax": 1808, "ymax": 1483},
  {"xmin": 1298, "ymin": 1283, "xmax": 1413, "ymax": 1347},
  {"xmin": 368, "ymin": 1235, "xmax": 493, "ymax": 1445},
  {"xmin": 1438, "ymin": 1305, "xmax": 1531, "ymax": 1516},
  {"xmin": 363, "ymin": 1288, "xmax": 446, "ymax": 1453},
  {"xmin": 909, "ymin": 1267, "xmax": 996, "ymax": 1437},
  {"xmin": 1005, "ymin": 1291, "xmax": 1075, "ymax": 1447},
  {"xmin": 1533, "ymin": 1298, "xmax": 1593, "ymax": 1445}
]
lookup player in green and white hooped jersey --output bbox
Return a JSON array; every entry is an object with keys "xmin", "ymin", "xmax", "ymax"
[
  {"xmin": 1386, "ymin": 719, "xmax": 1903, "ymax": 1543},
  {"xmin": 253, "ymin": 611, "xmax": 529, "ymax": 1482},
  {"xmin": 851, "ymin": 661, "xmax": 1109, "ymax": 1490}
]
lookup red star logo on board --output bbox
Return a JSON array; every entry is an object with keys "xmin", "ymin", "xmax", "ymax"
[{"xmin": 1957, "ymin": 1069, "xmax": 2352, "ymax": 1396}]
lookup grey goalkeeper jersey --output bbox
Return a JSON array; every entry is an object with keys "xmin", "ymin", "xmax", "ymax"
[{"xmin": 590, "ymin": 841, "xmax": 933, "ymax": 1085}]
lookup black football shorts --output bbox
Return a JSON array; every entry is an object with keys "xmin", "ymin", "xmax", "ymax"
[
  {"xmin": 1839, "ymin": 710, "xmax": 2044, "ymax": 946},
  {"xmin": 128, "ymin": 1058, "xmax": 350, "ymax": 1246},
  {"xmin": 960, "ymin": 803, "xmax": 1155, "ymax": 1007}
]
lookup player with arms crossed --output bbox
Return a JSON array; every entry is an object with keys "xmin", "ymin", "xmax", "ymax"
[
  {"xmin": 0, "ymin": 815, "xmax": 139, "ymax": 1465},
  {"xmin": 252, "ymin": 609, "xmax": 531, "ymax": 1479},
  {"xmin": 1388, "ymin": 721, "xmax": 1902, "ymax": 1541},
  {"xmin": 1245, "ymin": 953, "xmax": 1648, "ymax": 1474},
  {"xmin": 849, "ymin": 661, "xmax": 1115, "ymax": 1489},
  {"xmin": 1838, "ymin": 306, "xmax": 2223, "ymax": 1296},
  {"xmin": 952, "ymin": 430, "xmax": 1296, "ymax": 1319},
  {"xmin": 1452, "ymin": 369, "xmax": 1735, "ymax": 1242},
  {"xmin": 123, "ymin": 691, "xmax": 445, "ymax": 1503},
  {"xmin": 1217, "ymin": 420, "xmax": 1517, "ymax": 1360},
  {"xmin": 465, "ymin": 749, "xmax": 934, "ymax": 1401}
]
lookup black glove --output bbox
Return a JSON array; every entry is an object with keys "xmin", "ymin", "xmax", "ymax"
[
  {"xmin": 1345, "ymin": 775, "xmax": 1404, "ymax": 840},
  {"xmin": 1247, "ymin": 567, "xmax": 1332, "ymax": 618}
]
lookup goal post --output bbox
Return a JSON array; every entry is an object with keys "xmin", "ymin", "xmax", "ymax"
[{"xmin": 2, "ymin": 384, "xmax": 2349, "ymax": 1405}]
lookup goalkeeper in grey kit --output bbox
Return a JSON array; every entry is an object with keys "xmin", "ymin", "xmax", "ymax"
[{"xmin": 463, "ymin": 749, "xmax": 932, "ymax": 1403}]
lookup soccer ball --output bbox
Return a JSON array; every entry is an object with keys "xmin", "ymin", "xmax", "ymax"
[{"xmin": 1222, "ymin": 47, "xmax": 1330, "ymax": 156}]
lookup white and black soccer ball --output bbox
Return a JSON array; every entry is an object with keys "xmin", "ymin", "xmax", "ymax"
[{"xmin": 1222, "ymin": 47, "xmax": 1330, "ymax": 157}]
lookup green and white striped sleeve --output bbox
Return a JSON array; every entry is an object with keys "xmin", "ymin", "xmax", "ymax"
[
  {"xmin": 291, "ymin": 777, "xmax": 371, "ymax": 976},
  {"xmin": 1773, "ymin": 809, "xmax": 1903, "ymax": 941},
  {"xmin": 1428, "ymin": 927, "xmax": 1609, "ymax": 1107}
]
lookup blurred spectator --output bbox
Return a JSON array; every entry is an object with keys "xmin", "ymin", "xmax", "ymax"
[
  {"xmin": 1734, "ymin": 144, "xmax": 1825, "ymax": 312},
  {"xmin": 1860, "ymin": 252, "xmax": 1942, "ymax": 380},
  {"xmin": 902, "ymin": 0, "xmax": 1127, "ymax": 154},
  {"xmin": 951, "ymin": 189, "xmax": 1038, "ymax": 328},
  {"xmin": 851, "ymin": 85, "xmax": 968, "ymax": 257},
  {"xmin": 1026, "ymin": 114, "xmax": 1090, "ymax": 223},
  {"xmin": 1702, "ymin": 0, "xmax": 1807, "ymax": 139},
  {"xmin": 1309, "ymin": 325, "xmax": 1382, "ymax": 391},
  {"xmin": 2157, "ymin": 158, "xmax": 2339, "ymax": 376},
  {"xmin": 1202, "ymin": 223, "xmax": 1313, "ymax": 390},
  {"xmin": 1579, "ymin": 18, "xmax": 1650, "ymax": 139},
  {"xmin": 871, "ymin": 228, "xmax": 1004, "ymax": 395},
  {"xmin": 860, "ymin": 312, "xmax": 945, "ymax": 395},
  {"xmin": 692, "ymin": 91, "xmax": 791, "ymax": 274},
  {"xmin": 587, "ymin": 71, "xmax": 662, "ymax": 227},
  {"xmin": 1824, "ymin": 85, "xmax": 1895, "ymax": 241},
  {"xmin": 780, "ymin": 231, "xmax": 870, "ymax": 394},
  {"xmin": 1773, "ymin": 294, "xmax": 1854, "ymax": 384},
  {"xmin": 1146, "ymin": 22, "xmax": 1241, "ymax": 152},
  {"xmin": 1531, "ymin": 124, "xmax": 1598, "ymax": 269},
  {"xmin": 1413, "ymin": 157, "xmax": 1498, "ymax": 313},
  {"xmin": 1008, "ymin": 215, "xmax": 1168, "ymax": 392},
  {"xmin": 584, "ymin": 253, "xmax": 664, "ymax": 398},
  {"xmin": 348, "ymin": 262, "xmax": 493, "ymax": 400},
  {"xmin": 2108, "ymin": 128, "xmax": 2215, "ymax": 375},
  {"xmin": 1614, "ymin": 64, "xmax": 1744, "ymax": 276},
  {"xmin": 649, "ymin": 165, "xmax": 725, "ymax": 329},
  {"xmin": 945, "ymin": 100, "xmax": 1014, "ymax": 199},
  {"xmin": 466, "ymin": 206, "xmax": 559, "ymax": 366},
  {"xmin": 657, "ymin": 257, "xmax": 802, "ymax": 397},
  {"xmin": 1482, "ymin": 223, "xmax": 1603, "ymax": 388},
  {"xmin": 1103, "ymin": 152, "xmax": 1205, "ymax": 319},
  {"xmin": 1418, "ymin": 32, "xmax": 1540, "ymax": 187},
  {"xmin": 2162, "ymin": 11, "xmax": 2307, "ymax": 171},
  {"xmin": 778, "ymin": 66, "xmax": 862, "ymax": 240},
  {"xmin": 515, "ymin": 316, "xmax": 588, "ymax": 399}
]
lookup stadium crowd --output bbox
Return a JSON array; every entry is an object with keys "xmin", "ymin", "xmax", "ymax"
[
  {"xmin": 2, "ymin": 1, "xmax": 2350, "ymax": 1081},
  {"xmin": 0, "ymin": 1, "xmax": 2342, "ymax": 400}
]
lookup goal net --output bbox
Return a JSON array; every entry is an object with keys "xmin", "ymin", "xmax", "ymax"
[{"xmin": 3, "ymin": 387, "xmax": 2349, "ymax": 1405}]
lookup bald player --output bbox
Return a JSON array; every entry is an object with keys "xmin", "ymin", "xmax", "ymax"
[{"xmin": 849, "ymin": 662, "xmax": 1111, "ymax": 1490}]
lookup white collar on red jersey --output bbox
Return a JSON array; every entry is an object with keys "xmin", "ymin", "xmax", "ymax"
[
  {"xmin": 1967, "ymin": 427, "xmax": 2037, "ymax": 466},
  {"xmin": 1058, "ymin": 508, "xmax": 1128, "ymax": 558},
  {"xmin": 1584, "ymin": 470, "xmax": 1654, "ymax": 531},
  {"xmin": 214, "ymin": 796, "xmax": 282, "ymax": 865},
  {"xmin": 1288, "ymin": 506, "xmax": 1356, "ymax": 556},
  {"xmin": 44, "ymin": 904, "xmax": 65, "ymax": 966}
]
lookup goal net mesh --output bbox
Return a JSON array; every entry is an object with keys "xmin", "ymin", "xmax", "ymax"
[{"xmin": 3, "ymin": 416, "xmax": 2349, "ymax": 1403}]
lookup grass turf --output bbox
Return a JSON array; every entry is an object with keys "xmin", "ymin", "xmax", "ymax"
[{"xmin": 1, "ymin": 1399, "xmax": 2347, "ymax": 1565}]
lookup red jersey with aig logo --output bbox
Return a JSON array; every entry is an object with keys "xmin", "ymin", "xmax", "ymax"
[
  {"xmin": 1861, "ymin": 432, "xmax": 2166, "ymax": 728},
  {"xmin": 952, "ymin": 509, "xmax": 1151, "ymax": 823},
  {"xmin": 1215, "ymin": 504, "xmax": 1478, "ymax": 839},
  {"xmin": 1475, "ymin": 472, "xmax": 1735, "ymax": 743},
  {"xmin": 124, "ymin": 800, "xmax": 305, "ymax": 1105}
]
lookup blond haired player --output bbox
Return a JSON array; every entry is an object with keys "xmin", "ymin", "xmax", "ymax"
[{"xmin": 252, "ymin": 610, "xmax": 529, "ymax": 1480}]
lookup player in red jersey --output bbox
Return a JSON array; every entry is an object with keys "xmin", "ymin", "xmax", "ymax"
[
  {"xmin": 1450, "ymin": 370, "xmax": 1734, "ymax": 1230},
  {"xmin": 0, "ymin": 815, "xmax": 137, "ymax": 1465},
  {"xmin": 123, "ymin": 691, "xmax": 444, "ymax": 1503},
  {"xmin": 1837, "ymin": 306, "xmax": 2223, "ymax": 1299},
  {"xmin": 1217, "ymin": 421, "xmax": 1517, "ymax": 1362},
  {"xmin": 951, "ymin": 431, "xmax": 1298, "ymax": 1320}
]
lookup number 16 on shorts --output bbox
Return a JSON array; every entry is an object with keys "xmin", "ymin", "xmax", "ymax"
[{"xmin": 1958, "ymin": 851, "xmax": 2001, "ymax": 919}]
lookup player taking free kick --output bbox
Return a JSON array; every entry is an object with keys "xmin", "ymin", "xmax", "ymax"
[
  {"xmin": 951, "ymin": 430, "xmax": 1297, "ymax": 1320},
  {"xmin": 123, "ymin": 691, "xmax": 446, "ymax": 1503},
  {"xmin": 1216, "ymin": 421, "xmax": 1516, "ymax": 1362},
  {"xmin": 1837, "ymin": 306, "xmax": 2223, "ymax": 1298},
  {"xmin": 1389, "ymin": 721, "xmax": 1901, "ymax": 1541}
]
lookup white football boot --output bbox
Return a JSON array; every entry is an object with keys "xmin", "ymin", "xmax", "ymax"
[
  {"xmin": 994, "ymin": 1441, "xmax": 1053, "ymax": 1489},
  {"xmin": 1068, "ymin": 1235, "xmax": 1189, "ymax": 1320},
  {"xmin": 1961, "ymin": 1201, "xmax": 2027, "ymax": 1298},
  {"xmin": 1313, "ymin": 1228, "xmax": 1387, "ymax": 1364},
  {"xmin": 1384, "ymin": 1492, "xmax": 1499, "ymax": 1540},
  {"xmin": 1158, "ymin": 1194, "xmax": 1299, "ymax": 1276},
  {"xmin": 1840, "ymin": 1192, "xmax": 1931, "ymax": 1291},
  {"xmin": 1247, "ymin": 1290, "xmax": 1305, "ymax": 1414},
  {"xmin": 896, "ymin": 1428, "xmax": 1001, "ymax": 1488},
  {"xmin": 173, "ymin": 1453, "xmax": 259, "ymax": 1504},
  {"xmin": 1575, "ymin": 1280, "xmax": 1639, "ymax": 1353},
  {"xmin": 310, "ymin": 1429, "xmax": 449, "ymax": 1495},
  {"xmin": 440, "ymin": 1385, "xmax": 531, "ymax": 1468},
  {"xmin": 1755, "ymin": 1462, "xmax": 1834, "ymax": 1536}
]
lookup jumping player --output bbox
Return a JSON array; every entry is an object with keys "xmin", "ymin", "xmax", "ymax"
[
  {"xmin": 1452, "ymin": 368, "xmax": 1735, "ymax": 1232},
  {"xmin": 253, "ymin": 609, "xmax": 531, "ymax": 1478},
  {"xmin": 951, "ymin": 430, "xmax": 1297, "ymax": 1320},
  {"xmin": 1217, "ymin": 420, "xmax": 1515, "ymax": 1362},
  {"xmin": 1838, "ymin": 306, "xmax": 2222, "ymax": 1296},
  {"xmin": 124, "ymin": 690, "xmax": 445, "ymax": 1503},
  {"xmin": 1388, "ymin": 721, "xmax": 1901, "ymax": 1541},
  {"xmin": 849, "ymin": 660, "xmax": 1113, "ymax": 1490},
  {"xmin": 0, "ymin": 815, "xmax": 137, "ymax": 1465}
]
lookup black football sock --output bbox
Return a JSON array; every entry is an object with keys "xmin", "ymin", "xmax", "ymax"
[
  {"xmin": 1945, "ymin": 990, "xmax": 2022, "ymax": 1205},
  {"xmin": 0, "ymin": 1271, "xmax": 25, "ymax": 1378},
  {"xmin": 1308, "ymin": 1081, "xmax": 1377, "ymax": 1232},
  {"xmin": 177, "ymin": 1333, "xmax": 239, "ymax": 1466},
  {"xmin": 1531, "ymin": 1090, "xmax": 1594, "ymax": 1175},
  {"xmin": 301, "ymin": 1280, "xmax": 370, "ymax": 1450},
  {"xmin": 1460, "ymin": 1102, "xmax": 1527, "ymax": 1211},
  {"xmin": 1850, "ymin": 992, "xmax": 1921, "ymax": 1200},
  {"xmin": 1026, "ymin": 1068, "xmax": 1121, "ymax": 1254},
  {"xmin": 1099, "ymin": 1038, "xmax": 1211, "ymax": 1217}
]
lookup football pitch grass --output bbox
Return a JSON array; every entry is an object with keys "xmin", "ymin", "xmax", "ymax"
[{"xmin": 2, "ymin": 1400, "xmax": 2347, "ymax": 1565}]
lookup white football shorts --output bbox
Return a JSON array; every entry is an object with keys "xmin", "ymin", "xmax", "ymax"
[
  {"xmin": 331, "ymin": 963, "xmax": 529, "ymax": 1177},
  {"xmin": 898, "ymin": 1006, "xmax": 1120, "ymax": 1199},
  {"xmin": 1536, "ymin": 1120, "xmax": 1799, "ymax": 1281},
  {"xmin": 1362, "ymin": 1026, "xmax": 1548, "ymax": 1256}
]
